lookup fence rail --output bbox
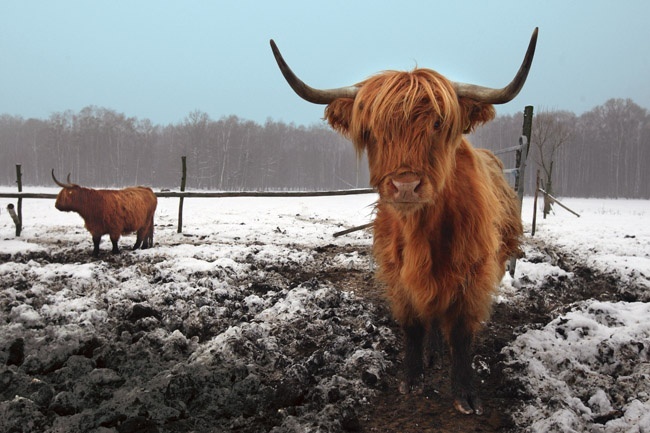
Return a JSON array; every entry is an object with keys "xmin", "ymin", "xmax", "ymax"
[
  {"xmin": 0, "ymin": 188, "xmax": 376, "ymax": 200},
  {"xmin": 1, "ymin": 184, "xmax": 376, "ymax": 236}
]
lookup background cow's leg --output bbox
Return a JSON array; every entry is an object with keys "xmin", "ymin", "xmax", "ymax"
[
  {"xmin": 133, "ymin": 230, "xmax": 144, "ymax": 250},
  {"xmin": 449, "ymin": 320, "xmax": 482, "ymax": 415},
  {"xmin": 143, "ymin": 218, "xmax": 154, "ymax": 248},
  {"xmin": 426, "ymin": 319, "xmax": 444, "ymax": 370},
  {"xmin": 399, "ymin": 321, "xmax": 425, "ymax": 394},
  {"xmin": 92, "ymin": 234, "xmax": 102, "ymax": 257},
  {"xmin": 149, "ymin": 217, "xmax": 155, "ymax": 247},
  {"xmin": 109, "ymin": 234, "xmax": 120, "ymax": 254}
]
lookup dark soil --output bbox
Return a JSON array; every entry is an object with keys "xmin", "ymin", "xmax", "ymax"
[{"xmin": 357, "ymin": 238, "xmax": 632, "ymax": 433}]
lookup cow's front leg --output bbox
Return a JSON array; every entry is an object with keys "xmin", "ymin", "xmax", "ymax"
[
  {"xmin": 92, "ymin": 234, "xmax": 102, "ymax": 257},
  {"xmin": 449, "ymin": 320, "xmax": 482, "ymax": 415},
  {"xmin": 109, "ymin": 234, "xmax": 120, "ymax": 254},
  {"xmin": 426, "ymin": 319, "xmax": 444, "ymax": 370},
  {"xmin": 399, "ymin": 321, "xmax": 425, "ymax": 394}
]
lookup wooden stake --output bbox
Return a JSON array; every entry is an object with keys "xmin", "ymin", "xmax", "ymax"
[
  {"xmin": 538, "ymin": 188, "xmax": 580, "ymax": 217},
  {"xmin": 333, "ymin": 222, "xmax": 373, "ymax": 238},
  {"xmin": 15, "ymin": 165, "xmax": 23, "ymax": 236},
  {"xmin": 532, "ymin": 169, "xmax": 540, "ymax": 236},
  {"xmin": 7, "ymin": 204, "xmax": 21, "ymax": 235},
  {"xmin": 178, "ymin": 156, "xmax": 187, "ymax": 233}
]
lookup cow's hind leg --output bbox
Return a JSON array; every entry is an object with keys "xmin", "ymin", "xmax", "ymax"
[
  {"xmin": 143, "ymin": 217, "xmax": 154, "ymax": 249},
  {"xmin": 399, "ymin": 321, "xmax": 425, "ymax": 394},
  {"xmin": 133, "ymin": 229, "xmax": 144, "ymax": 250},
  {"xmin": 449, "ymin": 320, "xmax": 482, "ymax": 415}
]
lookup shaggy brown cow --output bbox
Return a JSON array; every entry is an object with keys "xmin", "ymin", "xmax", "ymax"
[
  {"xmin": 270, "ymin": 28, "xmax": 537, "ymax": 415},
  {"xmin": 52, "ymin": 170, "xmax": 157, "ymax": 257}
]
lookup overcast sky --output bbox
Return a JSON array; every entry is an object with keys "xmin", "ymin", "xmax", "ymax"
[{"xmin": 2, "ymin": 1, "xmax": 649, "ymax": 126}]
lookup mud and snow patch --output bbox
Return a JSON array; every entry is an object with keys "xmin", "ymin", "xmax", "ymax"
[
  {"xmin": 503, "ymin": 300, "xmax": 650, "ymax": 433},
  {"xmin": 2, "ymin": 194, "xmax": 650, "ymax": 432},
  {"xmin": 0, "ymin": 241, "xmax": 395, "ymax": 433}
]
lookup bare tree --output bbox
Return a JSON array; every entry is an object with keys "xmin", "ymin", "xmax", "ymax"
[{"xmin": 531, "ymin": 109, "xmax": 575, "ymax": 217}]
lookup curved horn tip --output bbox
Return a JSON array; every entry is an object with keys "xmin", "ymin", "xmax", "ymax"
[
  {"xmin": 453, "ymin": 27, "xmax": 539, "ymax": 105},
  {"xmin": 51, "ymin": 169, "xmax": 65, "ymax": 187},
  {"xmin": 269, "ymin": 39, "xmax": 359, "ymax": 105}
]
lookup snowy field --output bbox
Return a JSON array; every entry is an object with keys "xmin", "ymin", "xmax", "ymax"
[{"xmin": 1, "ymin": 187, "xmax": 649, "ymax": 432}]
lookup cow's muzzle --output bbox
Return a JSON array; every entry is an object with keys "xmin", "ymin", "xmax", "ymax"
[{"xmin": 390, "ymin": 172, "xmax": 422, "ymax": 202}]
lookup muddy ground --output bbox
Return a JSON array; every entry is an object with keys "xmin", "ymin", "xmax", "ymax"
[{"xmin": 0, "ymin": 235, "xmax": 636, "ymax": 433}]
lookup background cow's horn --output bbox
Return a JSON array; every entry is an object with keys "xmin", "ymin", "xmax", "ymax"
[
  {"xmin": 51, "ymin": 169, "xmax": 72, "ymax": 188},
  {"xmin": 270, "ymin": 39, "xmax": 359, "ymax": 104},
  {"xmin": 453, "ymin": 27, "xmax": 538, "ymax": 104}
]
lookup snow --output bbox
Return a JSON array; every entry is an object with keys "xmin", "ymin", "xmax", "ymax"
[
  {"xmin": 506, "ymin": 198, "xmax": 650, "ymax": 432},
  {"xmin": 1, "ymin": 188, "xmax": 650, "ymax": 431}
]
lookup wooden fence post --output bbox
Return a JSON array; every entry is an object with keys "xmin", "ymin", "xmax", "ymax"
[
  {"xmin": 507, "ymin": 106, "xmax": 533, "ymax": 277},
  {"xmin": 532, "ymin": 169, "xmax": 540, "ymax": 236},
  {"xmin": 514, "ymin": 105, "xmax": 533, "ymax": 198},
  {"xmin": 177, "ymin": 156, "xmax": 187, "ymax": 233},
  {"xmin": 521, "ymin": 105, "xmax": 533, "ymax": 149},
  {"xmin": 15, "ymin": 164, "xmax": 23, "ymax": 236}
]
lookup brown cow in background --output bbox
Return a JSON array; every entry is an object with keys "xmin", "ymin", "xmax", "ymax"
[
  {"xmin": 52, "ymin": 170, "xmax": 157, "ymax": 257},
  {"xmin": 270, "ymin": 28, "xmax": 537, "ymax": 415}
]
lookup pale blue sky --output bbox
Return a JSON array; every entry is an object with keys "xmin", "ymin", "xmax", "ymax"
[{"xmin": 2, "ymin": 1, "xmax": 649, "ymax": 126}]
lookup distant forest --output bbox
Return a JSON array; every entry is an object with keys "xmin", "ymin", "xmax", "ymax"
[{"xmin": 1, "ymin": 98, "xmax": 649, "ymax": 198}]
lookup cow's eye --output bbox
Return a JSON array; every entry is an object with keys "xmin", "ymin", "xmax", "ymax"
[{"xmin": 433, "ymin": 120, "xmax": 442, "ymax": 130}]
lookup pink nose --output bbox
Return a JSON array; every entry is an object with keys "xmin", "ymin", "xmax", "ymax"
[{"xmin": 392, "ymin": 174, "xmax": 421, "ymax": 201}]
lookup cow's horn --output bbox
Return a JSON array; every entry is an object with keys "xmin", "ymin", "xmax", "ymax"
[
  {"xmin": 51, "ymin": 169, "xmax": 72, "ymax": 188},
  {"xmin": 453, "ymin": 27, "xmax": 538, "ymax": 104},
  {"xmin": 270, "ymin": 39, "xmax": 359, "ymax": 104}
]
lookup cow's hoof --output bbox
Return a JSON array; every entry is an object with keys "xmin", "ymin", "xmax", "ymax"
[
  {"xmin": 398, "ymin": 380, "xmax": 424, "ymax": 395},
  {"xmin": 453, "ymin": 395, "xmax": 483, "ymax": 415}
]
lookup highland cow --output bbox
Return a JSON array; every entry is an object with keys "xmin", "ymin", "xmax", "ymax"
[
  {"xmin": 270, "ymin": 28, "xmax": 537, "ymax": 414},
  {"xmin": 52, "ymin": 170, "xmax": 157, "ymax": 257}
]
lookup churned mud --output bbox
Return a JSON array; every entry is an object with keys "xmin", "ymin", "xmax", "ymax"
[{"xmin": 0, "ymin": 234, "xmax": 639, "ymax": 433}]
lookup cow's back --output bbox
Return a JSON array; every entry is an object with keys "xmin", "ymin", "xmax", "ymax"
[{"xmin": 111, "ymin": 187, "xmax": 157, "ymax": 234}]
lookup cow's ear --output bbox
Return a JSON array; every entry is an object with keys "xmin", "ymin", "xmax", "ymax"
[
  {"xmin": 325, "ymin": 98, "xmax": 355, "ymax": 136},
  {"xmin": 459, "ymin": 98, "xmax": 496, "ymax": 134}
]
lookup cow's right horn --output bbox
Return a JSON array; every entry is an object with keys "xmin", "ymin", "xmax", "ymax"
[
  {"xmin": 270, "ymin": 40, "xmax": 359, "ymax": 104},
  {"xmin": 452, "ymin": 27, "xmax": 538, "ymax": 104}
]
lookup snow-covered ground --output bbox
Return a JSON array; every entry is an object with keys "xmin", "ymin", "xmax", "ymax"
[
  {"xmin": 502, "ymin": 198, "xmax": 650, "ymax": 433},
  {"xmin": 1, "ymin": 187, "xmax": 649, "ymax": 432}
]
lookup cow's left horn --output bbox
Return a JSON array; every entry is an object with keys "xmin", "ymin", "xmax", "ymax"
[
  {"xmin": 51, "ymin": 169, "xmax": 73, "ymax": 188},
  {"xmin": 453, "ymin": 27, "xmax": 538, "ymax": 104},
  {"xmin": 270, "ymin": 39, "xmax": 359, "ymax": 104}
]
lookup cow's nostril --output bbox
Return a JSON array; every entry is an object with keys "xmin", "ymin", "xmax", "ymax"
[{"xmin": 392, "ymin": 178, "xmax": 421, "ymax": 195}]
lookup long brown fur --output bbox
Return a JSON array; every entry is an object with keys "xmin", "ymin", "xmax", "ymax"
[
  {"xmin": 55, "ymin": 183, "xmax": 157, "ymax": 256},
  {"xmin": 324, "ymin": 67, "xmax": 522, "ymax": 412}
]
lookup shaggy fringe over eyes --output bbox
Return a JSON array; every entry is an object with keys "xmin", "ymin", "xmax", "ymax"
[
  {"xmin": 350, "ymin": 69, "xmax": 464, "ymax": 150},
  {"xmin": 324, "ymin": 69, "xmax": 498, "ymax": 150}
]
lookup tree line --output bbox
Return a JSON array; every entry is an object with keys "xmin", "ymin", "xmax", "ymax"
[
  {"xmin": 0, "ymin": 107, "xmax": 369, "ymax": 191},
  {"xmin": 472, "ymin": 98, "xmax": 650, "ymax": 199},
  {"xmin": 1, "ymin": 98, "xmax": 648, "ymax": 198}
]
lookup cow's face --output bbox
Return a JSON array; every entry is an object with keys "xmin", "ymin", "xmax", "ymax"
[
  {"xmin": 325, "ymin": 69, "xmax": 495, "ymax": 214},
  {"xmin": 54, "ymin": 186, "xmax": 78, "ymax": 212},
  {"xmin": 52, "ymin": 171, "xmax": 81, "ymax": 212}
]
